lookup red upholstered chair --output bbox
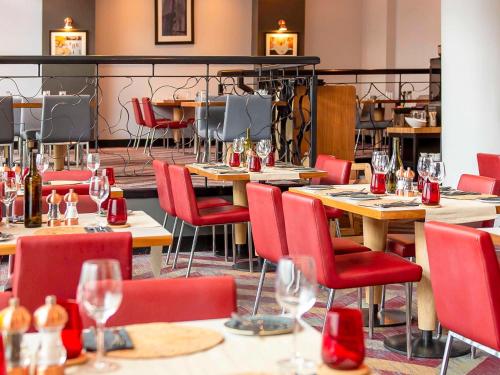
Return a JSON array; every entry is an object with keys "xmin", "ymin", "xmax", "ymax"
[
  {"xmin": 169, "ymin": 165, "xmax": 251, "ymax": 276},
  {"xmin": 131, "ymin": 97, "xmax": 148, "ymax": 149},
  {"xmin": 312, "ymin": 154, "xmax": 352, "ymax": 237},
  {"xmin": 0, "ymin": 233, "xmax": 132, "ymax": 317},
  {"xmin": 247, "ymin": 183, "xmax": 371, "ymax": 315},
  {"xmin": 282, "ymin": 192, "xmax": 422, "ymax": 358},
  {"xmin": 424, "ymin": 222, "xmax": 500, "ymax": 374},
  {"xmin": 477, "ymin": 153, "xmax": 500, "ymax": 180},
  {"xmin": 153, "ymin": 160, "xmax": 230, "ymax": 265},
  {"xmin": 103, "ymin": 276, "xmax": 236, "ymax": 327},
  {"xmin": 43, "ymin": 170, "xmax": 92, "ymax": 183}
]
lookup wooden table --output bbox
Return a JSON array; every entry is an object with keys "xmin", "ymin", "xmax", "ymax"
[
  {"xmin": 152, "ymin": 100, "xmax": 193, "ymax": 144},
  {"xmin": 0, "ymin": 211, "xmax": 171, "ymax": 278},
  {"xmin": 360, "ymin": 99, "xmax": 430, "ymax": 104},
  {"xmin": 289, "ymin": 184, "xmax": 500, "ymax": 358},
  {"xmin": 386, "ymin": 127, "xmax": 441, "ymax": 135},
  {"xmin": 180, "ymin": 100, "xmax": 289, "ymax": 108},
  {"xmin": 480, "ymin": 227, "xmax": 500, "ymax": 246},
  {"xmin": 187, "ymin": 164, "xmax": 327, "ymax": 245}
]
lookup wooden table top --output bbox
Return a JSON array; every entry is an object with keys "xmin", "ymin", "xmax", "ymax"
[
  {"xmin": 152, "ymin": 100, "xmax": 194, "ymax": 107},
  {"xmin": 360, "ymin": 99, "xmax": 429, "ymax": 104},
  {"xmin": 13, "ymin": 102, "xmax": 42, "ymax": 109},
  {"xmin": 387, "ymin": 127, "xmax": 441, "ymax": 135},
  {"xmin": 480, "ymin": 227, "xmax": 500, "ymax": 246},
  {"xmin": 0, "ymin": 210, "xmax": 172, "ymax": 256},
  {"xmin": 180, "ymin": 100, "xmax": 289, "ymax": 108},
  {"xmin": 187, "ymin": 163, "xmax": 327, "ymax": 182}
]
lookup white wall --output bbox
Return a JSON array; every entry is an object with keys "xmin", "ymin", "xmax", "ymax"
[{"xmin": 441, "ymin": 0, "xmax": 500, "ymax": 185}]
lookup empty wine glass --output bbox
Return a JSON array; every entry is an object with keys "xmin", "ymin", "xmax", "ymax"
[
  {"xmin": 0, "ymin": 177, "xmax": 17, "ymax": 228},
  {"xmin": 417, "ymin": 155, "xmax": 432, "ymax": 179},
  {"xmin": 275, "ymin": 256, "xmax": 317, "ymax": 374},
  {"xmin": 429, "ymin": 161, "xmax": 446, "ymax": 184},
  {"xmin": 233, "ymin": 138, "xmax": 244, "ymax": 155},
  {"xmin": 89, "ymin": 176, "xmax": 110, "ymax": 224},
  {"xmin": 77, "ymin": 259, "xmax": 122, "ymax": 372},
  {"xmin": 372, "ymin": 153, "xmax": 389, "ymax": 174},
  {"xmin": 87, "ymin": 153, "xmax": 100, "ymax": 176},
  {"xmin": 36, "ymin": 153, "xmax": 50, "ymax": 178},
  {"xmin": 256, "ymin": 139, "xmax": 272, "ymax": 166}
]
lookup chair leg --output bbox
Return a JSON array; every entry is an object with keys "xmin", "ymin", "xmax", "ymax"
[
  {"xmin": 162, "ymin": 212, "xmax": 168, "ymax": 228},
  {"xmin": 368, "ymin": 286, "xmax": 374, "ymax": 339},
  {"xmin": 212, "ymin": 226, "xmax": 216, "ymax": 255},
  {"xmin": 143, "ymin": 129, "xmax": 151, "ymax": 154},
  {"xmin": 358, "ymin": 288, "xmax": 363, "ymax": 309},
  {"xmin": 405, "ymin": 282, "xmax": 413, "ymax": 360},
  {"xmin": 186, "ymin": 226, "xmax": 200, "ymax": 278},
  {"xmin": 172, "ymin": 221, "xmax": 185, "ymax": 270},
  {"xmin": 440, "ymin": 333, "xmax": 454, "ymax": 375},
  {"xmin": 381, "ymin": 285, "xmax": 386, "ymax": 311},
  {"xmin": 247, "ymin": 222, "xmax": 254, "ymax": 273},
  {"xmin": 149, "ymin": 128, "xmax": 157, "ymax": 154},
  {"xmin": 165, "ymin": 217, "xmax": 179, "ymax": 266},
  {"xmin": 224, "ymin": 224, "xmax": 228, "ymax": 262},
  {"xmin": 326, "ymin": 288, "xmax": 335, "ymax": 310},
  {"xmin": 231, "ymin": 224, "xmax": 237, "ymax": 263},
  {"xmin": 334, "ymin": 218, "xmax": 342, "ymax": 238},
  {"xmin": 470, "ymin": 346, "xmax": 476, "ymax": 360},
  {"xmin": 252, "ymin": 259, "xmax": 268, "ymax": 316}
]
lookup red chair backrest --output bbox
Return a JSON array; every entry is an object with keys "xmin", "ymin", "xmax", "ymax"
[
  {"xmin": 153, "ymin": 160, "xmax": 176, "ymax": 216},
  {"xmin": 246, "ymin": 183, "xmax": 288, "ymax": 263},
  {"xmin": 282, "ymin": 192, "xmax": 337, "ymax": 288},
  {"xmin": 104, "ymin": 276, "xmax": 236, "ymax": 327},
  {"xmin": 425, "ymin": 222, "xmax": 500, "ymax": 351},
  {"xmin": 312, "ymin": 154, "xmax": 352, "ymax": 185},
  {"xmin": 477, "ymin": 153, "xmax": 500, "ymax": 180},
  {"xmin": 13, "ymin": 194, "xmax": 99, "ymax": 216},
  {"xmin": 131, "ymin": 97, "xmax": 146, "ymax": 126},
  {"xmin": 43, "ymin": 170, "xmax": 92, "ymax": 183},
  {"xmin": 141, "ymin": 97, "xmax": 157, "ymax": 127},
  {"xmin": 169, "ymin": 165, "xmax": 201, "ymax": 225},
  {"xmin": 12, "ymin": 232, "xmax": 132, "ymax": 315},
  {"xmin": 457, "ymin": 174, "xmax": 500, "ymax": 195}
]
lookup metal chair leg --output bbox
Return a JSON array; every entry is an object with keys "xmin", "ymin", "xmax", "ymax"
[
  {"xmin": 470, "ymin": 346, "xmax": 476, "ymax": 360},
  {"xmin": 212, "ymin": 226, "xmax": 216, "ymax": 255},
  {"xmin": 368, "ymin": 286, "xmax": 374, "ymax": 339},
  {"xmin": 165, "ymin": 217, "xmax": 179, "ymax": 266},
  {"xmin": 253, "ymin": 259, "xmax": 268, "ymax": 316},
  {"xmin": 247, "ymin": 222, "xmax": 254, "ymax": 273},
  {"xmin": 326, "ymin": 288, "xmax": 335, "ymax": 310},
  {"xmin": 358, "ymin": 288, "xmax": 363, "ymax": 309},
  {"xmin": 162, "ymin": 212, "xmax": 168, "ymax": 228},
  {"xmin": 381, "ymin": 285, "xmax": 386, "ymax": 311},
  {"xmin": 224, "ymin": 225, "xmax": 228, "ymax": 262},
  {"xmin": 186, "ymin": 226, "xmax": 200, "ymax": 277},
  {"xmin": 149, "ymin": 128, "xmax": 157, "ymax": 154},
  {"xmin": 440, "ymin": 334, "xmax": 453, "ymax": 375},
  {"xmin": 172, "ymin": 221, "xmax": 185, "ymax": 270},
  {"xmin": 334, "ymin": 218, "xmax": 342, "ymax": 238},
  {"xmin": 405, "ymin": 282, "xmax": 413, "ymax": 360}
]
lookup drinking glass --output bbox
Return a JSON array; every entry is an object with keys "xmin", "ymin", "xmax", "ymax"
[
  {"xmin": 77, "ymin": 259, "xmax": 122, "ymax": 372},
  {"xmin": 422, "ymin": 161, "xmax": 445, "ymax": 206},
  {"xmin": 256, "ymin": 139, "xmax": 272, "ymax": 166},
  {"xmin": 102, "ymin": 168, "xmax": 115, "ymax": 186},
  {"xmin": 248, "ymin": 154, "xmax": 262, "ymax": 172},
  {"xmin": 0, "ymin": 177, "xmax": 18, "ymax": 228},
  {"xmin": 36, "ymin": 153, "xmax": 50, "ymax": 178},
  {"xmin": 370, "ymin": 153, "xmax": 389, "ymax": 194},
  {"xmin": 230, "ymin": 138, "xmax": 243, "ymax": 167},
  {"xmin": 275, "ymin": 256, "xmax": 317, "ymax": 374},
  {"xmin": 89, "ymin": 176, "xmax": 110, "ymax": 223},
  {"xmin": 417, "ymin": 155, "xmax": 432, "ymax": 192},
  {"xmin": 107, "ymin": 198, "xmax": 128, "ymax": 226},
  {"xmin": 87, "ymin": 153, "xmax": 100, "ymax": 176},
  {"xmin": 322, "ymin": 308, "xmax": 365, "ymax": 370}
]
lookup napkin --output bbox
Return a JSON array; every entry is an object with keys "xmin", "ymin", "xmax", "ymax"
[{"xmin": 83, "ymin": 328, "xmax": 134, "ymax": 352}]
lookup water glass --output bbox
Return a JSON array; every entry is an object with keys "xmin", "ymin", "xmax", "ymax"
[
  {"xmin": 89, "ymin": 176, "xmax": 110, "ymax": 223},
  {"xmin": 0, "ymin": 177, "xmax": 17, "ymax": 228},
  {"xmin": 87, "ymin": 153, "xmax": 100, "ymax": 176},
  {"xmin": 417, "ymin": 155, "xmax": 432, "ymax": 192},
  {"xmin": 102, "ymin": 168, "xmax": 115, "ymax": 186},
  {"xmin": 275, "ymin": 256, "xmax": 317, "ymax": 374},
  {"xmin": 248, "ymin": 155, "xmax": 262, "ymax": 172},
  {"xmin": 256, "ymin": 139, "xmax": 272, "ymax": 166},
  {"xmin": 371, "ymin": 152, "xmax": 388, "ymax": 194},
  {"xmin": 229, "ymin": 152, "xmax": 240, "ymax": 167},
  {"xmin": 107, "ymin": 198, "xmax": 128, "ymax": 226},
  {"xmin": 36, "ymin": 153, "xmax": 50, "ymax": 178},
  {"xmin": 370, "ymin": 173, "xmax": 386, "ymax": 194},
  {"xmin": 422, "ymin": 161, "xmax": 445, "ymax": 206},
  {"xmin": 322, "ymin": 308, "xmax": 365, "ymax": 370},
  {"xmin": 77, "ymin": 259, "xmax": 122, "ymax": 371}
]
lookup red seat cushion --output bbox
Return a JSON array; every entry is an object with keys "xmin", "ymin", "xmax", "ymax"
[
  {"xmin": 164, "ymin": 120, "xmax": 189, "ymax": 129},
  {"xmin": 152, "ymin": 119, "xmax": 173, "ymax": 129},
  {"xmin": 387, "ymin": 233, "xmax": 416, "ymax": 258},
  {"xmin": 334, "ymin": 251, "xmax": 422, "ymax": 289},
  {"xmin": 197, "ymin": 205, "xmax": 250, "ymax": 226},
  {"xmin": 197, "ymin": 196, "xmax": 230, "ymax": 209},
  {"xmin": 325, "ymin": 206, "xmax": 343, "ymax": 220},
  {"xmin": 333, "ymin": 238, "xmax": 370, "ymax": 255}
]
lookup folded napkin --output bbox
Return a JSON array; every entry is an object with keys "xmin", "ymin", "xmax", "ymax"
[
  {"xmin": 441, "ymin": 190, "xmax": 481, "ymax": 197},
  {"xmin": 359, "ymin": 199, "xmax": 419, "ymax": 209},
  {"xmin": 84, "ymin": 328, "xmax": 133, "ymax": 352}
]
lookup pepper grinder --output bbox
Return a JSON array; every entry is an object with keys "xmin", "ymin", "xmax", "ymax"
[
  {"xmin": 0, "ymin": 297, "xmax": 31, "ymax": 375},
  {"xmin": 46, "ymin": 190, "xmax": 62, "ymax": 227},
  {"xmin": 34, "ymin": 296, "xmax": 68, "ymax": 375},
  {"xmin": 63, "ymin": 189, "xmax": 79, "ymax": 226}
]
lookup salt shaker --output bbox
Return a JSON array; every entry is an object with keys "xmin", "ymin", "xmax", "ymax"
[
  {"xmin": 46, "ymin": 190, "xmax": 62, "ymax": 227},
  {"xmin": 63, "ymin": 189, "xmax": 79, "ymax": 226},
  {"xmin": 34, "ymin": 296, "xmax": 68, "ymax": 375},
  {"xmin": 0, "ymin": 297, "xmax": 31, "ymax": 375}
]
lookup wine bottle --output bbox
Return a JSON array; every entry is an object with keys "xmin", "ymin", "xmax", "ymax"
[
  {"xmin": 24, "ymin": 150, "xmax": 42, "ymax": 228},
  {"xmin": 242, "ymin": 127, "xmax": 252, "ymax": 166},
  {"xmin": 385, "ymin": 138, "xmax": 403, "ymax": 194}
]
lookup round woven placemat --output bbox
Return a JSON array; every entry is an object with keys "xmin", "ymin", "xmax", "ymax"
[
  {"xmin": 107, "ymin": 322, "xmax": 224, "ymax": 359},
  {"xmin": 34, "ymin": 226, "xmax": 86, "ymax": 235},
  {"xmin": 317, "ymin": 364, "xmax": 371, "ymax": 375}
]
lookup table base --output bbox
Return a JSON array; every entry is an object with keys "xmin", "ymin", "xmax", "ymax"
[
  {"xmin": 232, "ymin": 260, "xmax": 262, "ymax": 273},
  {"xmin": 362, "ymin": 305, "xmax": 407, "ymax": 327},
  {"xmin": 384, "ymin": 330, "xmax": 470, "ymax": 359}
]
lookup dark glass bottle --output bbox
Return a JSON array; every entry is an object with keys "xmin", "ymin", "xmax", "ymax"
[
  {"xmin": 24, "ymin": 150, "xmax": 42, "ymax": 228},
  {"xmin": 385, "ymin": 138, "xmax": 403, "ymax": 194}
]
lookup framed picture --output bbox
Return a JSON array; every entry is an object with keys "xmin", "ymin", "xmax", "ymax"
[
  {"xmin": 50, "ymin": 31, "xmax": 88, "ymax": 56},
  {"xmin": 155, "ymin": 0, "xmax": 194, "ymax": 44},
  {"xmin": 265, "ymin": 32, "xmax": 298, "ymax": 56}
]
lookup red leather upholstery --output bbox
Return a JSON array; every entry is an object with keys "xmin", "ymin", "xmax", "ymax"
[
  {"xmin": 157, "ymin": 119, "xmax": 189, "ymax": 129},
  {"xmin": 332, "ymin": 238, "xmax": 371, "ymax": 255},
  {"xmin": 10, "ymin": 233, "xmax": 132, "ymax": 316},
  {"xmin": 282, "ymin": 192, "xmax": 422, "ymax": 290},
  {"xmin": 102, "ymin": 276, "xmax": 237, "ymax": 327},
  {"xmin": 246, "ymin": 183, "xmax": 288, "ymax": 263},
  {"xmin": 43, "ymin": 170, "xmax": 92, "ymax": 183},
  {"xmin": 132, "ymin": 97, "xmax": 146, "ymax": 127},
  {"xmin": 387, "ymin": 234, "xmax": 416, "ymax": 258},
  {"xmin": 0, "ymin": 291, "xmax": 12, "ymax": 310},
  {"xmin": 169, "ymin": 165, "xmax": 249, "ymax": 226},
  {"xmin": 197, "ymin": 197, "xmax": 230, "ymax": 209},
  {"xmin": 477, "ymin": 153, "xmax": 500, "ymax": 180},
  {"xmin": 142, "ymin": 97, "xmax": 171, "ymax": 129},
  {"xmin": 457, "ymin": 174, "xmax": 500, "ymax": 196},
  {"xmin": 425, "ymin": 222, "xmax": 500, "ymax": 351},
  {"xmin": 13, "ymin": 194, "xmax": 100, "ymax": 216}
]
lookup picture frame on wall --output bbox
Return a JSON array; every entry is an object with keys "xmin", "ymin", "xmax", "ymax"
[
  {"xmin": 50, "ymin": 31, "xmax": 88, "ymax": 56},
  {"xmin": 265, "ymin": 32, "xmax": 298, "ymax": 56},
  {"xmin": 155, "ymin": 0, "xmax": 194, "ymax": 44}
]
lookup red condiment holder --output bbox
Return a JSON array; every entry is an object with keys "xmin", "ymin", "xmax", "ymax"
[
  {"xmin": 422, "ymin": 180, "xmax": 440, "ymax": 206},
  {"xmin": 370, "ymin": 173, "xmax": 386, "ymax": 194}
]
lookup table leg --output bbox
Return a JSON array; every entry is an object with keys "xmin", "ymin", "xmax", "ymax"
[
  {"xmin": 172, "ymin": 108, "xmax": 182, "ymax": 145},
  {"xmin": 233, "ymin": 180, "xmax": 248, "ymax": 245},
  {"xmin": 53, "ymin": 145, "xmax": 66, "ymax": 171},
  {"xmin": 150, "ymin": 245, "xmax": 163, "ymax": 278}
]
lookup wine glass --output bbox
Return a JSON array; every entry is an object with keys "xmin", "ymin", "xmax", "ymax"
[
  {"xmin": 36, "ymin": 153, "xmax": 50, "ymax": 178},
  {"xmin": 372, "ymin": 153, "xmax": 389, "ymax": 174},
  {"xmin": 428, "ymin": 161, "xmax": 446, "ymax": 184},
  {"xmin": 233, "ymin": 138, "xmax": 244, "ymax": 155},
  {"xmin": 256, "ymin": 139, "xmax": 272, "ymax": 167},
  {"xmin": 0, "ymin": 177, "xmax": 17, "ymax": 228},
  {"xmin": 87, "ymin": 153, "xmax": 100, "ymax": 176},
  {"xmin": 89, "ymin": 176, "xmax": 110, "ymax": 225},
  {"xmin": 275, "ymin": 256, "xmax": 317, "ymax": 374},
  {"xmin": 77, "ymin": 259, "xmax": 123, "ymax": 372},
  {"xmin": 417, "ymin": 155, "xmax": 432, "ymax": 180}
]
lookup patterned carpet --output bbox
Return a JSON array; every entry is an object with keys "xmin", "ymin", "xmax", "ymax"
[{"xmin": 130, "ymin": 251, "xmax": 499, "ymax": 375}]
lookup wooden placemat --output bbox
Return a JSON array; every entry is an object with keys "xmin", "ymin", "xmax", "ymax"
[
  {"xmin": 107, "ymin": 322, "xmax": 224, "ymax": 359},
  {"xmin": 318, "ymin": 364, "xmax": 371, "ymax": 375},
  {"xmin": 34, "ymin": 226, "xmax": 86, "ymax": 235},
  {"xmin": 108, "ymin": 223, "xmax": 130, "ymax": 228}
]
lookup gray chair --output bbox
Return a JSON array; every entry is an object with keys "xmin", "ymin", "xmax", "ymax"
[
  {"xmin": 20, "ymin": 97, "xmax": 43, "ymax": 167},
  {"xmin": 38, "ymin": 95, "xmax": 91, "ymax": 169},
  {"xmin": 195, "ymin": 95, "xmax": 226, "ymax": 161},
  {"xmin": 0, "ymin": 96, "xmax": 14, "ymax": 165},
  {"xmin": 355, "ymin": 100, "xmax": 391, "ymax": 153}
]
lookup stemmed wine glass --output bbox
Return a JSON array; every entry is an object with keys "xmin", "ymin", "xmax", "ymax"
[
  {"xmin": 428, "ymin": 161, "xmax": 446, "ymax": 184},
  {"xmin": 0, "ymin": 177, "xmax": 18, "ymax": 228},
  {"xmin": 370, "ymin": 152, "xmax": 389, "ymax": 194},
  {"xmin": 233, "ymin": 138, "xmax": 244, "ymax": 156},
  {"xmin": 87, "ymin": 153, "xmax": 100, "ymax": 176},
  {"xmin": 89, "ymin": 176, "xmax": 110, "ymax": 224},
  {"xmin": 417, "ymin": 155, "xmax": 432, "ymax": 192},
  {"xmin": 275, "ymin": 256, "xmax": 317, "ymax": 374},
  {"xmin": 256, "ymin": 139, "xmax": 272, "ymax": 167},
  {"xmin": 77, "ymin": 259, "xmax": 123, "ymax": 372},
  {"xmin": 36, "ymin": 153, "xmax": 50, "ymax": 179}
]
